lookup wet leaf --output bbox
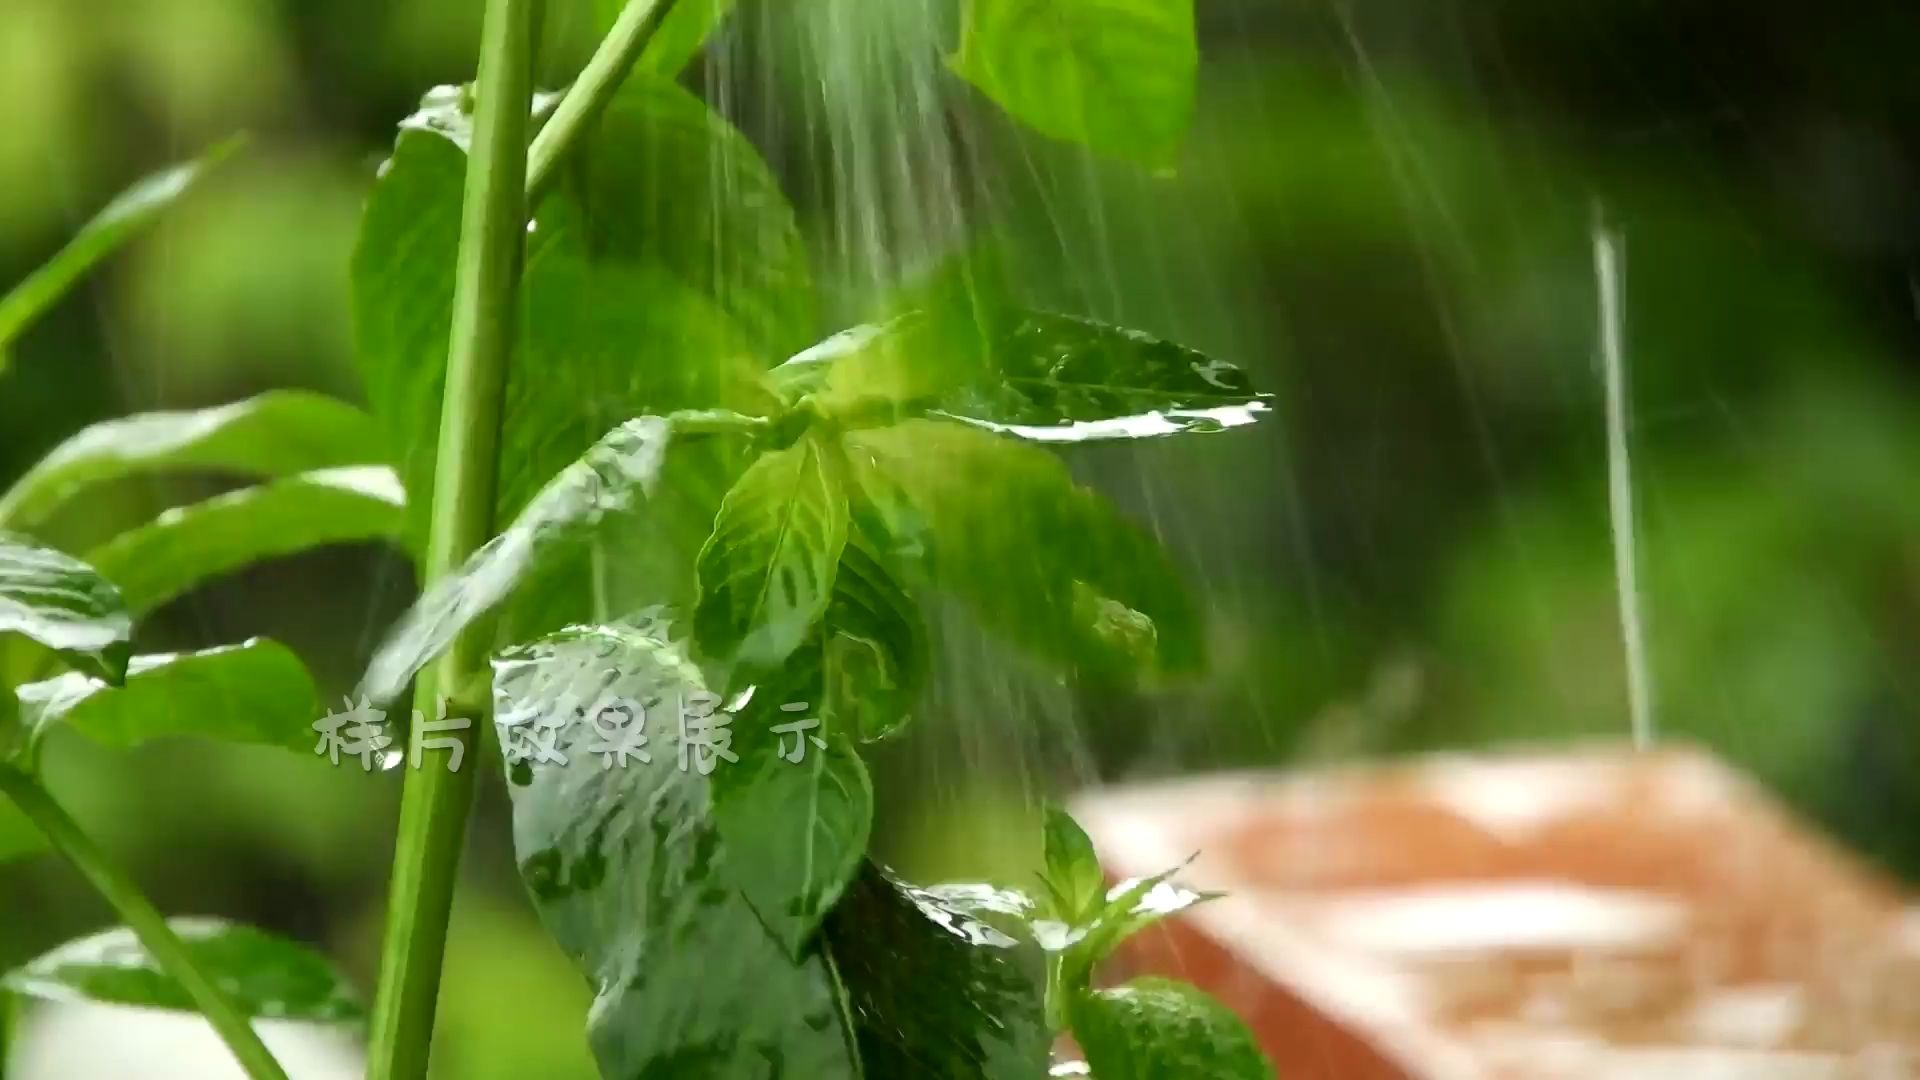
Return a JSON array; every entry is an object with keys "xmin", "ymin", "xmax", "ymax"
[
  {"xmin": 823, "ymin": 863, "xmax": 1052, "ymax": 1078},
  {"xmin": 0, "ymin": 533, "xmax": 130, "ymax": 684},
  {"xmin": 791, "ymin": 308, "xmax": 1269, "ymax": 444},
  {"xmin": 1069, "ymin": 978, "xmax": 1270, "ymax": 1080},
  {"xmin": 1042, "ymin": 803, "xmax": 1106, "ymax": 922},
  {"xmin": 359, "ymin": 414, "xmax": 760, "ymax": 705},
  {"xmin": 822, "ymin": 517, "xmax": 928, "ymax": 742},
  {"xmin": 951, "ymin": 0, "xmax": 1196, "ymax": 167},
  {"xmin": 493, "ymin": 625, "xmax": 859, "ymax": 1078},
  {"xmin": 15, "ymin": 639, "xmax": 319, "ymax": 755},
  {"xmin": 592, "ymin": 0, "xmax": 738, "ymax": 78},
  {"xmin": 847, "ymin": 421, "xmax": 1204, "ymax": 683},
  {"xmin": 712, "ymin": 677, "xmax": 872, "ymax": 957},
  {"xmin": 2, "ymin": 918, "xmax": 362, "ymax": 1025},
  {"xmin": 87, "ymin": 467, "xmax": 406, "ymax": 617},
  {"xmin": 355, "ymin": 81, "xmax": 799, "ymax": 552},
  {"xmin": 694, "ymin": 435, "xmax": 849, "ymax": 672},
  {"xmin": 0, "ymin": 140, "xmax": 238, "ymax": 374},
  {"xmin": 1049, "ymin": 857, "xmax": 1218, "ymax": 994},
  {"xmin": 0, "ymin": 392, "xmax": 385, "ymax": 531}
]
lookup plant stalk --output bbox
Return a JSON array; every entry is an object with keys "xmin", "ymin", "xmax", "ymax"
[
  {"xmin": 364, "ymin": 0, "xmax": 538, "ymax": 1075},
  {"xmin": 0, "ymin": 767, "xmax": 288, "ymax": 1080},
  {"xmin": 526, "ymin": 0, "xmax": 679, "ymax": 201}
]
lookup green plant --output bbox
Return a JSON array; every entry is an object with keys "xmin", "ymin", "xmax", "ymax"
[{"xmin": 0, "ymin": 0, "xmax": 1274, "ymax": 1076}]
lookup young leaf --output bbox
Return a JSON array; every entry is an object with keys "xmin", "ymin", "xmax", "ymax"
[
  {"xmin": 359, "ymin": 413, "xmax": 761, "ymax": 706},
  {"xmin": 0, "ymin": 391, "xmax": 385, "ymax": 532},
  {"xmin": 694, "ymin": 434, "xmax": 849, "ymax": 672},
  {"xmin": 951, "ymin": 0, "xmax": 1196, "ymax": 167},
  {"xmin": 847, "ymin": 421, "xmax": 1205, "ymax": 683},
  {"xmin": 823, "ymin": 863, "xmax": 1052, "ymax": 1078},
  {"xmin": 14, "ymin": 640, "xmax": 319, "ymax": 755},
  {"xmin": 0, "ymin": 532, "xmax": 130, "ymax": 684},
  {"xmin": 711, "ymin": 672, "xmax": 873, "ymax": 957},
  {"xmin": 86, "ymin": 467, "xmax": 406, "ymax": 617},
  {"xmin": 492, "ymin": 625, "xmax": 860, "ymax": 1078},
  {"xmin": 2, "ymin": 918, "xmax": 362, "ymax": 1025},
  {"xmin": 0, "ymin": 139, "xmax": 239, "ymax": 372},
  {"xmin": 1068, "ymin": 978, "xmax": 1271, "ymax": 1080},
  {"xmin": 1042, "ymin": 803, "xmax": 1106, "ymax": 922}
]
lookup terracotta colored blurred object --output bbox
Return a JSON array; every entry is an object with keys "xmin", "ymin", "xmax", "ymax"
[{"xmin": 1072, "ymin": 745, "xmax": 1920, "ymax": 1079}]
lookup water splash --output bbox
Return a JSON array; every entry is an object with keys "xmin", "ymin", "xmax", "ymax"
[{"xmin": 1593, "ymin": 214, "xmax": 1656, "ymax": 749}]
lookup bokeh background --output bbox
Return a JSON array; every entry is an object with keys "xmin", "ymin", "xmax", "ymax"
[{"xmin": 3, "ymin": 0, "xmax": 1918, "ymax": 1074}]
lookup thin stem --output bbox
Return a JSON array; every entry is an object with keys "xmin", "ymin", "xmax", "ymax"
[
  {"xmin": 0, "ymin": 768, "xmax": 288, "ymax": 1080},
  {"xmin": 526, "ymin": 0, "xmax": 678, "ymax": 201},
  {"xmin": 364, "ymin": 0, "xmax": 538, "ymax": 1075}
]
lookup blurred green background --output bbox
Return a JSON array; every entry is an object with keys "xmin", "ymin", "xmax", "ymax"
[{"xmin": 3, "ymin": 0, "xmax": 1918, "ymax": 1073}]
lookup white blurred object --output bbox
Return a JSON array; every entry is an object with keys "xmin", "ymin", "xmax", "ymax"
[{"xmin": 9, "ymin": 1000, "xmax": 362, "ymax": 1079}]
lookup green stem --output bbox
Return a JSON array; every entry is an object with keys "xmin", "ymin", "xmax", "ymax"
[
  {"xmin": 0, "ymin": 768, "xmax": 288, "ymax": 1080},
  {"xmin": 364, "ymin": 0, "xmax": 538, "ymax": 1075},
  {"xmin": 525, "ymin": 0, "xmax": 679, "ymax": 200}
]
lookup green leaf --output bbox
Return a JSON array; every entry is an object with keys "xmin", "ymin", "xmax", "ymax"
[
  {"xmin": 820, "ymin": 524, "xmax": 928, "ymax": 742},
  {"xmin": 0, "ymin": 139, "xmax": 239, "ymax": 373},
  {"xmin": 694, "ymin": 434, "xmax": 849, "ymax": 672},
  {"xmin": 358, "ymin": 413, "xmax": 761, "ymax": 705},
  {"xmin": 822, "ymin": 863, "xmax": 1052, "ymax": 1078},
  {"xmin": 2, "ymin": 918, "xmax": 362, "ymax": 1024},
  {"xmin": 846, "ymin": 421, "xmax": 1204, "ymax": 682},
  {"xmin": 354, "ymin": 81, "xmax": 802, "ymax": 553},
  {"xmin": 14, "ymin": 640, "xmax": 318, "ymax": 754},
  {"xmin": 0, "ymin": 533, "xmax": 130, "ymax": 684},
  {"xmin": 0, "ymin": 391, "xmax": 386, "ymax": 532},
  {"xmin": 791, "ymin": 308, "xmax": 1269, "ymax": 444},
  {"xmin": 86, "ymin": 467, "xmax": 405, "ymax": 617},
  {"xmin": 493, "ymin": 625, "xmax": 860, "ymax": 1078},
  {"xmin": 1042, "ymin": 803, "xmax": 1106, "ymax": 922},
  {"xmin": 1069, "ymin": 978, "xmax": 1271, "ymax": 1080},
  {"xmin": 951, "ymin": 0, "xmax": 1196, "ymax": 167},
  {"xmin": 712, "ymin": 673, "xmax": 873, "ymax": 957},
  {"xmin": 1044, "ymin": 858, "xmax": 1217, "ymax": 999}
]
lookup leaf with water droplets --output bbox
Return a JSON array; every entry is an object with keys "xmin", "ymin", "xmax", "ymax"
[
  {"xmin": 951, "ymin": 0, "xmax": 1196, "ymax": 167},
  {"xmin": 824, "ymin": 863, "xmax": 1051, "ymax": 1078},
  {"xmin": 492, "ymin": 625, "xmax": 859, "ymax": 1078},
  {"xmin": 2, "ymin": 918, "xmax": 362, "ymax": 1025},
  {"xmin": 0, "ymin": 139, "xmax": 238, "ymax": 374},
  {"xmin": 694, "ymin": 434, "xmax": 849, "ymax": 672},
  {"xmin": 359, "ymin": 414, "xmax": 761, "ymax": 705},
  {"xmin": 0, "ymin": 392, "xmax": 386, "ymax": 532},
  {"xmin": 87, "ymin": 467, "xmax": 405, "ymax": 617},
  {"xmin": 0, "ymin": 533, "xmax": 130, "ymax": 685},
  {"xmin": 14, "ymin": 639, "xmax": 318, "ymax": 755},
  {"xmin": 1069, "ymin": 978, "xmax": 1271, "ymax": 1080},
  {"xmin": 1049, "ymin": 856, "xmax": 1219, "ymax": 996},
  {"xmin": 711, "ymin": 669, "xmax": 872, "ymax": 957},
  {"xmin": 788, "ymin": 308, "xmax": 1269, "ymax": 444},
  {"xmin": 846, "ymin": 421, "xmax": 1204, "ymax": 684}
]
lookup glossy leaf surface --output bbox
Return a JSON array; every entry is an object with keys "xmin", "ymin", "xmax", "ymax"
[
  {"xmin": 0, "ymin": 392, "xmax": 384, "ymax": 531},
  {"xmin": 2, "ymin": 918, "xmax": 362, "ymax": 1025},
  {"xmin": 0, "ymin": 533, "xmax": 130, "ymax": 684},
  {"xmin": 15, "ymin": 639, "xmax": 319, "ymax": 754},
  {"xmin": 1069, "ymin": 977, "xmax": 1270, "ymax": 1080},
  {"xmin": 87, "ymin": 467, "xmax": 405, "ymax": 617}
]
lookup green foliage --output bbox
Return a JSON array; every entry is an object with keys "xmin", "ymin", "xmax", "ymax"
[
  {"xmin": 87, "ymin": 467, "xmax": 406, "ymax": 617},
  {"xmin": 1041, "ymin": 801, "xmax": 1106, "ymax": 922},
  {"xmin": 0, "ymin": 531, "xmax": 131, "ymax": 684},
  {"xmin": 951, "ymin": 0, "xmax": 1197, "ymax": 166},
  {"xmin": 0, "ymin": 139, "xmax": 238, "ymax": 373},
  {"xmin": 352, "ymin": 78, "xmax": 801, "ymax": 552},
  {"xmin": 13, "ymin": 639, "xmax": 318, "ymax": 756},
  {"xmin": 592, "ymin": 0, "xmax": 738, "ymax": 77},
  {"xmin": 848, "ymin": 420, "xmax": 1204, "ymax": 683},
  {"xmin": 2, "ymin": 918, "xmax": 362, "ymax": 1024},
  {"xmin": 1070, "ymin": 977, "xmax": 1270, "ymax": 1080},
  {"xmin": 0, "ymin": 390, "xmax": 386, "ymax": 532},
  {"xmin": 694, "ymin": 433, "xmax": 850, "ymax": 671}
]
